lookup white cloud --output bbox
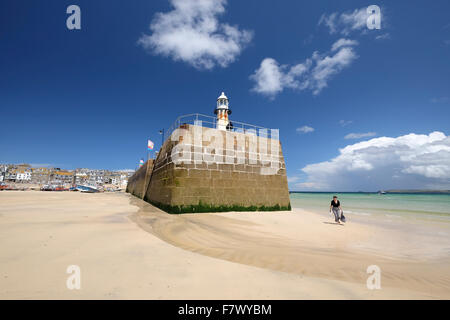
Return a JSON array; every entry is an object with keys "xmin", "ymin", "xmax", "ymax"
[
  {"xmin": 250, "ymin": 38, "xmax": 358, "ymax": 97},
  {"xmin": 344, "ymin": 132, "xmax": 376, "ymax": 139},
  {"xmin": 288, "ymin": 176, "xmax": 300, "ymax": 183},
  {"xmin": 294, "ymin": 132, "xmax": 450, "ymax": 191},
  {"xmin": 331, "ymin": 38, "xmax": 358, "ymax": 51},
  {"xmin": 339, "ymin": 120, "xmax": 353, "ymax": 127},
  {"xmin": 138, "ymin": 0, "xmax": 252, "ymax": 70},
  {"xmin": 249, "ymin": 58, "xmax": 312, "ymax": 97},
  {"xmin": 297, "ymin": 126, "xmax": 315, "ymax": 134},
  {"xmin": 319, "ymin": 7, "xmax": 369, "ymax": 35},
  {"xmin": 311, "ymin": 45, "xmax": 358, "ymax": 94},
  {"xmin": 375, "ymin": 33, "xmax": 391, "ymax": 40},
  {"xmin": 249, "ymin": 58, "xmax": 284, "ymax": 96}
]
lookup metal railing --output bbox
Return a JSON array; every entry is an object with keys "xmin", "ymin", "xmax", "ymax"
[{"xmin": 163, "ymin": 113, "xmax": 277, "ymax": 141}]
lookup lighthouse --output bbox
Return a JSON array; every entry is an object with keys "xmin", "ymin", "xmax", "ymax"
[{"xmin": 214, "ymin": 92, "xmax": 232, "ymax": 131}]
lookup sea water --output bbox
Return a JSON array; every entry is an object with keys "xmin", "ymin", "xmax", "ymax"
[
  {"xmin": 290, "ymin": 192, "xmax": 450, "ymax": 258},
  {"xmin": 290, "ymin": 192, "xmax": 450, "ymax": 223}
]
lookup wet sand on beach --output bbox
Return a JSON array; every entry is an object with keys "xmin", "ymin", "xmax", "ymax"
[{"xmin": 1, "ymin": 191, "xmax": 449, "ymax": 299}]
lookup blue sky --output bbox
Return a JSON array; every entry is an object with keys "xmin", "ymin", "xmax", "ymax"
[{"xmin": 1, "ymin": 0, "xmax": 449, "ymax": 191}]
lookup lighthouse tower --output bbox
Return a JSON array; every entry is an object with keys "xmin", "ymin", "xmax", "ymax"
[{"xmin": 214, "ymin": 92, "xmax": 232, "ymax": 131}]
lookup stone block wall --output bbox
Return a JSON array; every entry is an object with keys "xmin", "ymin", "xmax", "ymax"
[
  {"xmin": 126, "ymin": 159, "xmax": 154, "ymax": 199},
  {"xmin": 127, "ymin": 124, "xmax": 291, "ymax": 212}
]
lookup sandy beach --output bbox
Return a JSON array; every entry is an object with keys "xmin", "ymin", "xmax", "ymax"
[{"xmin": 0, "ymin": 191, "xmax": 449, "ymax": 299}]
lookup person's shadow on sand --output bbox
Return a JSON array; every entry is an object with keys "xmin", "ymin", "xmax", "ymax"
[{"xmin": 323, "ymin": 222, "xmax": 345, "ymax": 226}]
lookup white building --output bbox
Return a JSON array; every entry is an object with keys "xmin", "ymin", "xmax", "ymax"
[{"xmin": 16, "ymin": 171, "xmax": 32, "ymax": 181}]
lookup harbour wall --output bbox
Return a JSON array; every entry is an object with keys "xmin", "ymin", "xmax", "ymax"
[
  {"xmin": 127, "ymin": 125, "xmax": 290, "ymax": 213},
  {"xmin": 126, "ymin": 159, "xmax": 154, "ymax": 200}
]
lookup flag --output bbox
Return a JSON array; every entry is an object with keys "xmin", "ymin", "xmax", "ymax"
[
  {"xmin": 139, "ymin": 159, "xmax": 144, "ymax": 167},
  {"xmin": 147, "ymin": 139, "xmax": 154, "ymax": 151}
]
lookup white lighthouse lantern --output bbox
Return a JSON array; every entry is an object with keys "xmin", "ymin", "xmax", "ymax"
[{"xmin": 214, "ymin": 91, "xmax": 232, "ymax": 131}]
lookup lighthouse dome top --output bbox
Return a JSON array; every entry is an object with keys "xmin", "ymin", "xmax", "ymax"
[
  {"xmin": 217, "ymin": 92, "xmax": 228, "ymax": 101},
  {"xmin": 216, "ymin": 91, "xmax": 229, "ymax": 109}
]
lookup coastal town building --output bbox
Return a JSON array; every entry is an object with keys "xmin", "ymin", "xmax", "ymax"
[
  {"xmin": 75, "ymin": 170, "xmax": 89, "ymax": 185},
  {"xmin": 0, "ymin": 165, "xmax": 7, "ymax": 182},
  {"xmin": 53, "ymin": 171, "xmax": 74, "ymax": 185},
  {"xmin": 0, "ymin": 164, "xmax": 131, "ymax": 189},
  {"xmin": 4, "ymin": 171, "xmax": 16, "ymax": 181},
  {"xmin": 16, "ymin": 171, "xmax": 32, "ymax": 181},
  {"xmin": 31, "ymin": 167, "xmax": 51, "ymax": 184}
]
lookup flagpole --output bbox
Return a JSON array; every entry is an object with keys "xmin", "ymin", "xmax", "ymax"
[{"xmin": 160, "ymin": 128, "xmax": 164, "ymax": 148}]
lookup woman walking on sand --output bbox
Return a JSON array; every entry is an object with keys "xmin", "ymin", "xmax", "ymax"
[{"xmin": 330, "ymin": 196, "xmax": 344, "ymax": 224}]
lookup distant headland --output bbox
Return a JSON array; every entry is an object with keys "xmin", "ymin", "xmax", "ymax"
[
  {"xmin": 381, "ymin": 189, "xmax": 450, "ymax": 194},
  {"xmin": 290, "ymin": 190, "xmax": 450, "ymax": 195}
]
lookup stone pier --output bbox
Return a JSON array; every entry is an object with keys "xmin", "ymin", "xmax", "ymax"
[{"xmin": 127, "ymin": 124, "xmax": 290, "ymax": 213}]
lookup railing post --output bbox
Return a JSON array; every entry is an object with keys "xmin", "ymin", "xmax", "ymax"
[{"xmin": 163, "ymin": 113, "xmax": 272, "ymax": 141}]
